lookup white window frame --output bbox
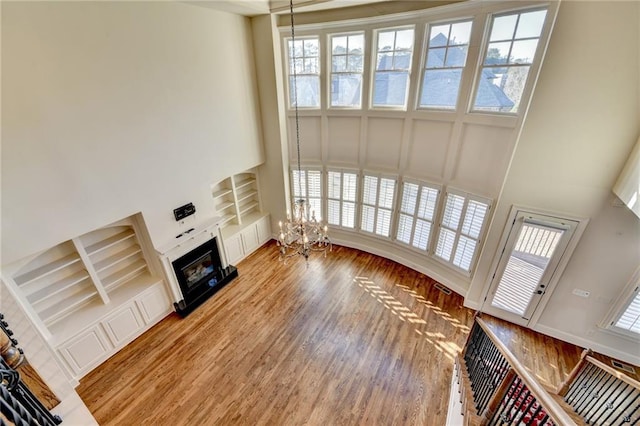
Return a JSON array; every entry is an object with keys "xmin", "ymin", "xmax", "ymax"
[
  {"xmin": 329, "ymin": 31, "xmax": 365, "ymax": 109},
  {"xmin": 285, "ymin": 35, "xmax": 321, "ymax": 110},
  {"xmin": 291, "ymin": 167, "xmax": 324, "ymax": 221},
  {"xmin": 469, "ymin": 6, "xmax": 550, "ymax": 115},
  {"xmin": 600, "ymin": 266, "xmax": 640, "ymax": 341},
  {"xmin": 326, "ymin": 168, "xmax": 359, "ymax": 230},
  {"xmin": 395, "ymin": 178, "xmax": 441, "ymax": 253},
  {"xmin": 370, "ymin": 25, "xmax": 416, "ymax": 111},
  {"xmin": 434, "ymin": 188, "xmax": 491, "ymax": 275},
  {"xmin": 418, "ymin": 18, "xmax": 474, "ymax": 111},
  {"xmin": 360, "ymin": 172, "xmax": 398, "ymax": 238}
]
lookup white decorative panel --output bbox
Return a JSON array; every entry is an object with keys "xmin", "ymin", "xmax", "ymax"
[
  {"xmin": 408, "ymin": 120, "xmax": 453, "ymax": 179},
  {"xmin": 59, "ymin": 325, "xmax": 111, "ymax": 375},
  {"xmin": 452, "ymin": 124, "xmax": 514, "ymax": 195},
  {"xmin": 103, "ymin": 304, "xmax": 143, "ymax": 346},
  {"xmin": 136, "ymin": 284, "xmax": 170, "ymax": 324},
  {"xmin": 327, "ymin": 117, "xmax": 360, "ymax": 164},
  {"xmin": 290, "ymin": 117, "xmax": 322, "ymax": 162},
  {"xmin": 365, "ymin": 118, "xmax": 403, "ymax": 169}
]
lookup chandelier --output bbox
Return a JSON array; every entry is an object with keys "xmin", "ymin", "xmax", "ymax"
[{"xmin": 277, "ymin": 0, "xmax": 331, "ymax": 263}]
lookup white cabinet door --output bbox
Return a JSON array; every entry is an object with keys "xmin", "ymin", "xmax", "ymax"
[
  {"xmin": 241, "ymin": 225, "xmax": 260, "ymax": 254},
  {"xmin": 59, "ymin": 325, "xmax": 112, "ymax": 376},
  {"xmin": 102, "ymin": 303, "xmax": 144, "ymax": 347},
  {"xmin": 225, "ymin": 234, "xmax": 245, "ymax": 265},
  {"xmin": 256, "ymin": 216, "xmax": 271, "ymax": 244},
  {"xmin": 136, "ymin": 283, "xmax": 171, "ymax": 324}
]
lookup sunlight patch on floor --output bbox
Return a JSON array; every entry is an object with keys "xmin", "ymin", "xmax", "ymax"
[{"xmin": 352, "ymin": 276, "xmax": 466, "ymax": 362}]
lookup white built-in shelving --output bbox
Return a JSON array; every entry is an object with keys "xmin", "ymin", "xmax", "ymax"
[
  {"xmin": 3, "ymin": 213, "xmax": 172, "ymax": 379},
  {"xmin": 211, "ymin": 169, "xmax": 263, "ymax": 230},
  {"xmin": 211, "ymin": 169, "xmax": 271, "ymax": 265}
]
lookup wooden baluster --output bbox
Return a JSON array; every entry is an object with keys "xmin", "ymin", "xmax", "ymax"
[{"xmin": 557, "ymin": 348, "xmax": 592, "ymax": 397}]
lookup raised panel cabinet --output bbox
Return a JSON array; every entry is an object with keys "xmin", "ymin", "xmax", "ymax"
[
  {"xmin": 241, "ymin": 226, "xmax": 260, "ymax": 254},
  {"xmin": 58, "ymin": 325, "xmax": 111, "ymax": 376},
  {"xmin": 224, "ymin": 234, "xmax": 245, "ymax": 265},
  {"xmin": 220, "ymin": 213, "xmax": 271, "ymax": 265},
  {"xmin": 136, "ymin": 283, "xmax": 171, "ymax": 324},
  {"xmin": 102, "ymin": 304, "xmax": 144, "ymax": 347}
]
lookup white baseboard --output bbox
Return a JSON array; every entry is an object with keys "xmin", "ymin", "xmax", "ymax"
[
  {"xmin": 330, "ymin": 236, "xmax": 469, "ymax": 297},
  {"xmin": 533, "ymin": 324, "xmax": 640, "ymax": 366},
  {"xmin": 446, "ymin": 366, "xmax": 465, "ymax": 426}
]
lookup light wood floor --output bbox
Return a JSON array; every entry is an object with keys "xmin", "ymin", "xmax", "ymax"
[{"xmin": 77, "ymin": 241, "xmax": 583, "ymax": 425}]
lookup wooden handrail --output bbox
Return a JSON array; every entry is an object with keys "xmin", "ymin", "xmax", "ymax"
[
  {"xmin": 557, "ymin": 348, "xmax": 592, "ymax": 396},
  {"xmin": 585, "ymin": 355, "xmax": 640, "ymax": 390},
  {"xmin": 475, "ymin": 317, "xmax": 578, "ymax": 426}
]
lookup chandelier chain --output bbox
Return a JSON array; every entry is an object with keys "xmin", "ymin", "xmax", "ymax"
[{"xmin": 289, "ymin": 0, "xmax": 302, "ymax": 198}]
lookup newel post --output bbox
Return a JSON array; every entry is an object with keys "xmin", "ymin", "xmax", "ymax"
[
  {"xmin": 480, "ymin": 367, "xmax": 517, "ymax": 423},
  {"xmin": 556, "ymin": 348, "xmax": 592, "ymax": 397}
]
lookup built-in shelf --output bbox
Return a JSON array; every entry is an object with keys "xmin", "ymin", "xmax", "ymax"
[
  {"xmin": 102, "ymin": 259, "xmax": 147, "ymax": 292},
  {"xmin": 235, "ymin": 177, "xmax": 256, "ymax": 190},
  {"xmin": 210, "ymin": 171, "xmax": 263, "ymax": 229},
  {"xmin": 212, "ymin": 188, "xmax": 233, "ymax": 199},
  {"xmin": 41, "ymin": 285, "xmax": 98, "ymax": 327},
  {"xmin": 86, "ymin": 229, "xmax": 135, "ymax": 256},
  {"xmin": 27, "ymin": 270, "xmax": 90, "ymax": 303},
  {"xmin": 6, "ymin": 214, "xmax": 163, "ymax": 342},
  {"xmin": 15, "ymin": 253, "xmax": 82, "ymax": 287},
  {"xmin": 94, "ymin": 245, "xmax": 142, "ymax": 273}
]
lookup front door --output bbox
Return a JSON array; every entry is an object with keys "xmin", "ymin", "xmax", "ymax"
[{"xmin": 482, "ymin": 211, "xmax": 579, "ymax": 326}]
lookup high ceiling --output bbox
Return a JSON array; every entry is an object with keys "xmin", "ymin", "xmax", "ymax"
[{"xmin": 183, "ymin": 0, "xmax": 433, "ymax": 17}]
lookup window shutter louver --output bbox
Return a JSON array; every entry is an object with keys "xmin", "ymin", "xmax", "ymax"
[
  {"xmin": 397, "ymin": 214, "xmax": 413, "ymax": 244},
  {"xmin": 401, "ymin": 183, "xmax": 419, "ymax": 214},
  {"xmin": 615, "ymin": 290, "xmax": 640, "ymax": 333},
  {"xmin": 413, "ymin": 220, "xmax": 431, "ymax": 251},
  {"xmin": 362, "ymin": 205, "xmax": 376, "ymax": 233}
]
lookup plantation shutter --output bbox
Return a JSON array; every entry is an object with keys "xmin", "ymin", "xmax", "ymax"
[{"xmin": 615, "ymin": 289, "xmax": 640, "ymax": 333}]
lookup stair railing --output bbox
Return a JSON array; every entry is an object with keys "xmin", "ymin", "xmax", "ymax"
[
  {"xmin": 461, "ymin": 315, "xmax": 577, "ymax": 425},
  {"xmin": 557, "ymin": 349, "xmax": 640, "ymax": 425}
]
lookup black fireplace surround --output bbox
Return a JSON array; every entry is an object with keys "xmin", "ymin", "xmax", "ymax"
[{"xmin": 171, "ymin": 237, "xmax": 237, "ymax": 317}]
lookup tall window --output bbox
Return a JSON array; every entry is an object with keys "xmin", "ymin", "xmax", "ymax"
[
  {"xmin": 435, "ymin": 191, "xmax": 490, "ymax": 272},
  {"xmin": 330, "ymin": 33, "xmax": 365, "ymax": 108},
  {"xmin": 419, "ymin": 20, "xmax": 473, "ymax": 110},
  {"xmin": 473, "ymin": 8, "xmax": 547, "ymax": 113},
  {"xmin": 287, "ymin": 37, "xmax": 320, "ymax": 108},
  {"xmin": 291, "ymin": 169, "xmax": 323, "ymax": 220},
  {"xmin": 372, "ymin": 27, "xmax": 415, "ymax": 108},
  {"xmin": 396, "ymin": 181, "xmax": 440, "ymax": 251},
  {"xmin": 327, "ymin": 170, "xmax": 358, "ymax": 229},
  {"xmin": 361, "ymin": 174, "xmax": 396, "ymax": 237}
]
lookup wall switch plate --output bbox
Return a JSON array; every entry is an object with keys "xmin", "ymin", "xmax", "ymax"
[{"xmin": 572, "ymin": 288, "xmax": 590, "ymax": 298}]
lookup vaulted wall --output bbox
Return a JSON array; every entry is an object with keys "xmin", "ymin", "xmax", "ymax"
[{"xmin": 1, "ymin": 1, "xmax": 265, "ymax": 264}]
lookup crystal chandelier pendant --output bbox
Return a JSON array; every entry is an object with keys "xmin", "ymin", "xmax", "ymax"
[
  {"xmin": 276, "ymin": 0, "xmax": 332, "ymax": 264},
  {"xmin": 277, "ymin": 199, "xmax": 331, "ymax": 263}
]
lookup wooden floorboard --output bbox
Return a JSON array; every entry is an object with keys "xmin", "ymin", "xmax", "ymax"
[{"xmin": 77, "ymin": 241, "xmax": 584, "ymax": 425}]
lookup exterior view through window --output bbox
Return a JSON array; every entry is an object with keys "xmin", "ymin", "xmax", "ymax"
[
  {"xmin": 473, "ymin": 9, "xmax": 547, "ymax": 113},
  {"xmin": 330, "ymin": 33, "xmax": 365, "ymax": 108},
  {"xmin": 420, "ymin": 20, "xmax": 473, "ymax": 109},
  {"xmin": 288, "ymin": 37, "xmax": 320, "ymax": 108},
  {"xmin": 372, "ymin": 27, "xmax": 415, "ymax": 108}
]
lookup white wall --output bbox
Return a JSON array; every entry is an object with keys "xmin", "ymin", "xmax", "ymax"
[
  {"xmin": 1, "ymin": 1, "xmax": 265, "ymax": 264},
  {"xmin": 468, "ymin": 1, "xmax": 640, "ymax": 364}
]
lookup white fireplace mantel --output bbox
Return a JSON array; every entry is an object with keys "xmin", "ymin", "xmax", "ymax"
[{"xmin": 156, "ymin": 216, "xmax": 228, "ymax": 304}]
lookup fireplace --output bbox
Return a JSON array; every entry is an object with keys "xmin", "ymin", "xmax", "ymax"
[{"xmin": 170, "ymin": 236, "xmax": 237, "ymax": 316}]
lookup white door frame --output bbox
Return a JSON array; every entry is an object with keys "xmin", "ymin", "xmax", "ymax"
[{"xmin": 479, "ymin": 205, "xmax": 589, "ymax": 328}]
